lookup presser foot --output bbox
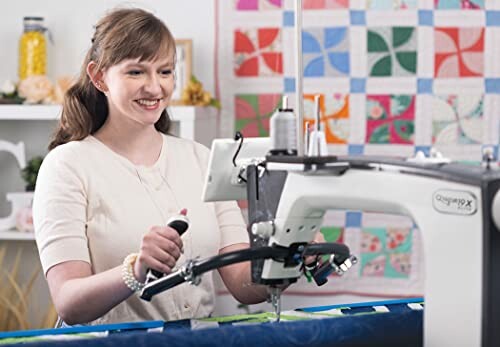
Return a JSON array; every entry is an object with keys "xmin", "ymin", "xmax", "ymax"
[{"xmin": 268, "ymin": 286, "xmax": 282, "ymax": 323}]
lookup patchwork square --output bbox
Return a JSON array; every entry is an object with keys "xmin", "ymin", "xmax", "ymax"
[
  {"xmin": 303, "ymin": 28, "xmax": 350, "ymax": 77},
  {"xmin": 367, "ymin": 27, "xmax": 417, "ymax": 77},
  {"xmin": 418, "ymin": 10, "xmax": 434, "ymax": 26},
  {"xmin": 486, "ymin": 11, "xmax": 500, "ymax": 26},
  {"xmin": 485, "ymin": 78, "xmax": 500, "ymax": 93},
  {"xmin": 417, "ymin": 78, "xmax": 433, "ymax": 94},
  {"xmin": 350, "ymin": 10, "xmax": 366, "ymax": 25},
  {"xmin": 235, "ymin": 94, "xmax": 281, "ymax": 137},
  {"xmin": 432, "ymin": 95, "xmax": 484, "ymax": 145},
  {"xmin": 350, "ymin": 78, "xmax": 366, "ymax": 93},
  {"xmin": 345, "ymin": 211, "xmax": 362, "ymax": 227},
  {"xmin": 366, "ymin": 95, "xmax": 416, "ymax": 144},
  {"xmin": 434, "ymin": 0, "xmax": 484, "ymax": 10},
  {"xmin": 348, "ymin": 144, "xmax": 365, "ymax": 155},
  {"xmin": 414, "ymin": 145, "xmax": 431, "ymax": 156},
  {"xmin": 367, "ymin": 0, "xmax": 418, "ymax": 10},
  {"xmin": 234, "ymin": 28, "xmax": 283, "ymax": 77},
  {"xmin": 303, "ymin": 0, "xmax": 350, "ymax": 9},
  {"xmin": 303, "ymin": 94, "xmax": 350, "ymax": 143},
  {"xmin": 234, "ymin": 0, "xmax": 283, "ymax": 11},
  {"xmin": 434, "ymin": 27, "xmax": 484, "ymax": 78},
  {"xmin": 284, "ymin": 77, "xmax": 296, "ymax": 92},
  {"xmin": 283, "ymin": 11, "xmax": 294, "ymax": 27},
  {"xmin": 360, "ymin": 228, "xmax": 413, "ymax": 279}
]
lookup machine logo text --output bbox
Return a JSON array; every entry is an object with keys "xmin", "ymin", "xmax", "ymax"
[{"xmin": 432, "ymin": 190, "xmax": 477, "ymax": 215}]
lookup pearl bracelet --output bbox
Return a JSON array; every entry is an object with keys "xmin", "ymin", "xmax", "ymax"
[{"xmin": 122, "ymin": 253, "xmax": 145, "ymax": 292}]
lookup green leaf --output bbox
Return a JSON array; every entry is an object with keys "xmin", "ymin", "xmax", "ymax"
[
  {"xmin": 367, "ymin": 31, "xmax": 389, "ymax": 52},
  {"xmin": 396, "ymin": 52, "xmax": 417, "ymax": 74},
  {"xmin": 210, "ymin": 98, "xmax": 221, "ymax": 110},
  {"xmin": 369, "ymin": 124, "xmax": 390, "ymax": 143},
  {"xmin": 394, "ymin": 120, "xmax": 414, "ymax": 141},
  {"xmin": 20, "ymin": 156, "xmax": 44, "ymax": 191},
  {"xmin": 370, "ymin": 55, "xmax": 392, "ymax": 76},
  {"xmin": 393, "ymin": 27, "xmax": 414, "ymax": 48},
  {"xmin": 391, "ymin": 95, "xmax": 412, "ymax": 115}
]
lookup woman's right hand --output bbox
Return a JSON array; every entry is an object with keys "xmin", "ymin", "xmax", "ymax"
[{"xmin": 133, "ymin": 225, "xmax": 184, "ymax": 283}]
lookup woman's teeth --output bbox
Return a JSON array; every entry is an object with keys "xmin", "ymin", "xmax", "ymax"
[{"xmin": 137, "ymin": 99, "xmax": 159, "ymax": 106}]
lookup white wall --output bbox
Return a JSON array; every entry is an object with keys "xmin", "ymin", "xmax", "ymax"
[
  {"xmin": 0, "ymin": 0, "xmax": 216, "ymax": 214},
  {"xmin": 0, "ymin": 0, "xmax": 216, "ymax": 95}
]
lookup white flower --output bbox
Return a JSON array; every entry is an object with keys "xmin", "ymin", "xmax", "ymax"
[
  {"xmin": 18, "ymin": 75, "xmax": 53, "ymax": 104},
  {"xmin": 1, "ymin": 80, "xmax": 16, "ymax": 95}
]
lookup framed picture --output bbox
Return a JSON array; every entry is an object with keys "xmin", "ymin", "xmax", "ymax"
[{"xmin": 171, "ymin": 39, "xmax": 192, "ymax": 104}]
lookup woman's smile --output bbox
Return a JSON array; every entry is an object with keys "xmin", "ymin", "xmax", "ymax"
[{"xmin": 135, "ymin": 98, "xmax": 162, "ymax": 110}]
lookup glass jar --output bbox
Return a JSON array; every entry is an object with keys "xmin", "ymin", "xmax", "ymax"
[{"xmin": 18, "ymin": 17, "xmax": 47, "ymax": 80}]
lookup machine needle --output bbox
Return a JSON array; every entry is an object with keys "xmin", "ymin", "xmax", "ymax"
[{"xmin": 270, "ymin": 286, "xmax": 282, "ymax": 322}]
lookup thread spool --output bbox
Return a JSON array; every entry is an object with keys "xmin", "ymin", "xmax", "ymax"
[{"xmin": 269, "ymin": 96, "xmax": 297, "ymax": 155}]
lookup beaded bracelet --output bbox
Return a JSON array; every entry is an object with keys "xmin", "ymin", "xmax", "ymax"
[{"xmin": 122, "ymin": 253, "xmax": 145, "ymax": 292}]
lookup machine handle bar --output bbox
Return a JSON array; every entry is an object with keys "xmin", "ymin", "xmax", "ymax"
[{"xmin": 140, "ymin": 242, "xmax": 351, "ymax": 301}]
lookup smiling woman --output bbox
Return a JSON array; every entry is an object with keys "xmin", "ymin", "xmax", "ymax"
[
  {"xmin": 48, "ymin": 8, "xmax": 177, "ymax": 150},
  {"xmin": 32, "ymin": 7, "xmax": 268, "ymax": 328}
]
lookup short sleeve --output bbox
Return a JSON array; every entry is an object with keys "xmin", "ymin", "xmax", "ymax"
[
  {"xmin": 214, "ymin": 200, "xmax": 249, "ymax": 249},
  {"xmin": 192, "ymin": 141, "xmax": 249, "ymax": 249},
  {"xmin": 33, "ymin": 145, "xmax": 90, "ymax": 275}
]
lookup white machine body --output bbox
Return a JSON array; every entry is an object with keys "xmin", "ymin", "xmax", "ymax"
[{"xmin": 203, "ymin": 137, "xmax": 500, "ymax": 347}]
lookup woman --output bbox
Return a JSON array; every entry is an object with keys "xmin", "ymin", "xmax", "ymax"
[{"xmin": 33, "ymin": 7, "xmax": 271, "ymax": 326}]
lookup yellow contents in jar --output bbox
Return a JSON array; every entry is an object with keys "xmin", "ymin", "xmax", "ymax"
[{"xmin": 19, "ymin": 30, "xmax": 46, "ymax": 80}]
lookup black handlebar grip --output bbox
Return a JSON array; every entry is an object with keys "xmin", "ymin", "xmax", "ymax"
[{"xmin": 145, "ymin": 214, "xmax": 190, "ymax": 284}]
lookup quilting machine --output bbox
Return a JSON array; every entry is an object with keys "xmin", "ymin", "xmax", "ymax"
[
  {"xmin": 141, "ymin": 127, "xmax": 500, "ymax": 346},
  {"xmin": 205, "ymin": 132, "xmax": 500, "ymax": 347}
]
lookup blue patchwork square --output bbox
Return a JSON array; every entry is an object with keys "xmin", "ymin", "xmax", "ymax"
[
  {"xmin": 418, "ymin": 10, "xmax": 434, "ymax": 26},
  {"xmin": 346, "ymin": 211, "xmax": 362, "ymax": 228},
  {"xmin": 348, "ymin": 144, "xmax": 364, "ymax": 155},
  {"xmin": 414, "ymin": 146, "xmax": 431, "ymax": 157},
  {"xmin": 417, "ymin": 79, "xmax": 433, "ymax": 94},
  {"xmin": 485, "ymin": 79, "xmax": 500, "ymax": 94},
  {"xmin": 350, "ymin": 78, "xmax": 366, "ymax": 93},
  {"xmin": 284, "ymin": 78, "xmax": 295, "ymax": 93},
  {"xmin": 283, "ymin": 11, "xmax": 294, "ymax": 27},
  {"xmin": 486, "ymin": 11, "xmax": 500, "ymax": 26},
  {"xmin": 350, "ymin": 10, "xmax": 366, "ymax": 26}
]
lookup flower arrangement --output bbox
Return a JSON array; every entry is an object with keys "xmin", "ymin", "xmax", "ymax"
[
  {"xmin": 0, "ymin": 76, "xmax": 73, "ymax": 105},
  {"xmin": 181, "ymin": 76, "xmax": 220, "ymax": 109}
]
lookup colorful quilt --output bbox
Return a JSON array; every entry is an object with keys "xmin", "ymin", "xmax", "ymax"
[
  {"xmin": 216, "ymin": 0, "xmax": 500, "ymax": 298},
  {"xmin": 0, "ymin": 298, "xmax": 423, "ymax": 345}
]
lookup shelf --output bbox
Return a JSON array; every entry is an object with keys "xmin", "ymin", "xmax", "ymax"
[
  {"xmin": 0, "ymin": 105, "xmax": 61, "ymax": 120},
  {"xmin": 0, "ymin": 104, "xmax": 218, "ymax": 148},
  {"xmin": 0, "ymin": 104, "xmax": 216, "ymax": 121},
  {"xmin": 0, "ymin": 230, "xmax": 35, "ymax": 241}
]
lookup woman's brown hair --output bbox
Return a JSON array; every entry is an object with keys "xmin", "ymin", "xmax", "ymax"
[{"xmin": 49, "ymin": 8, "xmax": 176, "ymax": 150}]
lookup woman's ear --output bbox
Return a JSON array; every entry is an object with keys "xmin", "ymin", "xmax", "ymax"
[{"xmin": 86, "ymin": 61, "xmax": 107, "ymax": 92}]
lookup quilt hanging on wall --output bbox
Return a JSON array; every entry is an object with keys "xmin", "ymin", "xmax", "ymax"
[{"xmin": 216, "ymin": 0, "xmax": 500, "ymax": 298}]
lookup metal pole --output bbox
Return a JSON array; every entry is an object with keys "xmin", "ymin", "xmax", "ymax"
[{"xmin": 294, "ymin": 0, "xmax": 304, "ymax": 156}]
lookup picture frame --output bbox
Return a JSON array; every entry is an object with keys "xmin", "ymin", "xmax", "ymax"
[{"xmin": 171, "ymin": 39, "xmax": 192, "ymax": 105}]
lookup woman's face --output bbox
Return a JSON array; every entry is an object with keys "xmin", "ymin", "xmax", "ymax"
[{"xmin": 101, "ymin": 55, "xmax": 175, "ymax": 127}]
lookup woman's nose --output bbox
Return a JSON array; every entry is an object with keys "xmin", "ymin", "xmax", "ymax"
[{"xmin": 143, "ymin": 74, "xmax": 162, "ymax": 94}]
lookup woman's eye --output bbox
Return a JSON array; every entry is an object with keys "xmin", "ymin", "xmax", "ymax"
[
  {"xmin": 161, "ymin": 70, "xmax": 172, "ymax": 76},
  {"xmin": 127, "ymin": 70, "xmax": 142, "ymax": 76}
]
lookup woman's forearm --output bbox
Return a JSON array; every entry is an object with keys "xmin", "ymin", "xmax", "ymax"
[{"xmin": 54, "ymin": 266, "xmax": 134, "ymax": 325}]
